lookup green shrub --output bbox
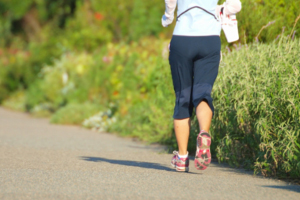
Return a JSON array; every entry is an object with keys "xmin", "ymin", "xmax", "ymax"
[
  {"xmin": 60, "ymin": 1, "xmax": 113, "ymax": 51},
  {"xmin": 78, "ymin": 39, "xmax": 175, "ymax": 143},
  {"xmin": 0, "ymin": 50, "xmax": 33, "ymax": 101},
  {"xmin": 25, "ymin": 52, "xmax": 94, "ymax": 111},
  {"xmin": 2, "ymin": 90, "xmax": 26, "ymax": 111},
  {"xmin": 89, "ymin": 0, "xmax": 166, "ymax": 42},
  {"xmin": 50, "ymin": 103, "xmax": 101, "ymax": 125},
  {"xmin": 212, "ymin": 37, "xmax": 300, "ymax": 178},
  {"xmin": 0, "ymin": 40, "xmax": 62, "ymax": 104},
  {"xmin": 82, "ymin": 106, "xmax": 117, "ymax": 132}
]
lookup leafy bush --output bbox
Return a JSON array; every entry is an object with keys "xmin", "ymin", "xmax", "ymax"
[
  {"xmin": 1, "ymin": 90, "xmax": 26, "ymax": 111},
  {"xmin": 89, "ymin": 0, "xmax": 166, "ymax": 42},
  {"xmin": 0, "ymin": 0, "xmax": 80, "ymax": 44},
  {"xmin": 212, "ymin": 37, "xmax": 300, "ymax": 178},
  {"xmin": 60, "ymin": 1, "xmax": 113, "ymax": 51},
  {"xmin": 50, "ymin": 103, "xmax": 101, "ymax": 124},
  {"xmin": 83, "ymin": 106, "xmax": 117, "ymax": 132},
  {"xmin": 0, "ymin": 49, "xmax": 32, "ymax": 102},
  {"xmin": 0, "ymin": 40, "xmax": 62, "ymax": 103},
  {"xmin": 25, "ymin": 52, "xmax": 94, "ymax": 112},
  {"xmin": 79, "ymin": 38, "xmax": 176, "ymax": 143}
]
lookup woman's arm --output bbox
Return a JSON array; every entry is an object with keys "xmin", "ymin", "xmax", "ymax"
[{"xmin": 161, "ymin": 0, "xmax": 177, "ymax": 27}]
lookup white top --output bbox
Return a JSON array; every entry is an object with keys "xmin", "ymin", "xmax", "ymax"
[{"xmin": 162, "ymin": 0, "xmax": 242, "ymax": 36}]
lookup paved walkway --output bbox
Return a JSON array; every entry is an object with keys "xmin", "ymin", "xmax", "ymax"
[{"xmin": 0, "ymin": 107, "xmax": 299, "ymax": 200}]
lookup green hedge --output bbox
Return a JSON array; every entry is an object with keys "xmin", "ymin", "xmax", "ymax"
[
  {"xmin": 235, "ymin": 0, "xmax": 300, "ymax": 43},
  {"xmin": 1, "ymin": 0, "xmax": 300, "ymax": 47},
  {"xmin": 212, "ymin": 37, "xmax": 300, "ymax": 177}
]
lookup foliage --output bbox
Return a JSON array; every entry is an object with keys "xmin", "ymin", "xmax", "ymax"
[
  {"xmin": 83, "ymin": 106, "xmax": 117, "ymax": 132},
  {"xmin": 92, "ymin": 39, "xmax": 175, "ymax": 143},
  {"xmin": 0, "ymin": 39, "xmax": 63, "ymax": 103},
  {"xmin": 0, "ymin": 49, "xmax": 32, "ymax": 101},
  {"xmin": 50, "ymin": 103, "xmax": 101, "ymax": 124},
  {"xmin": 59, "ymin": 1, "xmax": 113, "ymax": 51},
  {"xmin": 2, "ymin": 0, "xmax": 300, "ymax": 48},
  {"xmin": 2, "ymin": 90, "xmax": 26, "ymax": 111},
  {"xmin": 0, "ymin": 0, "xmax": 79, "ymax": 46},
  {"xmin": 25, "ymin": 52, "xmax": 94, "ymax": 112},
  {"xmin": 212, "ymin": 37, "xmax": 300, "ymax": 178},
  {"xmin": 89, "ymin": 0, "xmax": 165, "ymax": 42}
]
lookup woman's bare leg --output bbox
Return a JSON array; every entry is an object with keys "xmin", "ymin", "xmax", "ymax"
[
  {"xmin": 196, "ymin": 101, "xmax": 213, "ymax": 132},
  {"xmin": 174, "ymin": 101, "xmax": 212, "ymax": 156},
  {"xmin": 174, "ymin": 118, "xmax": 190, "ymax": 155}
]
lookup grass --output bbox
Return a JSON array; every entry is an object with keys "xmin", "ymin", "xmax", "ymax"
[
  {"xmin": 212, "ymin": 36, "xmax": 300, "ymax": 178},
  {"xmin": 50, "ymin": 103, "xmax": 102, "ymax": 125}
]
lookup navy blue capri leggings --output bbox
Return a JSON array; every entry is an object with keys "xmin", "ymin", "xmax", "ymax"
[{"xmin": 169, "ymin": 35, "xmax": 221, "ymax": 119}]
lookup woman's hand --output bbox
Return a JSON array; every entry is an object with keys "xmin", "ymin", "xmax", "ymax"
[{"xmin": 162, "ymin": 14, "xmax": 174, "ymax": 27}]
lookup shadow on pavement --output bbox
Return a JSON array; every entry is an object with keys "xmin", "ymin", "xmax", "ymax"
[
  {"xmin": 80, "ymin": 156, "xmax": 197, "ymax": 174},
  {"xmin": 261, "ymin": 185, "xmax": 300, "ymax": 193}
]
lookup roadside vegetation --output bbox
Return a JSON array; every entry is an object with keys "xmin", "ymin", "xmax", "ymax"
[{"xmin": 0, "ymin": 0, "xmax": 300, "ymax": 178}]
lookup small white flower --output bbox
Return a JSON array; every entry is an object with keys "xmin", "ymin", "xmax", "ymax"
[{"xmin": 82, "ymin": 108, "xmax": 117, "ymax": 132}]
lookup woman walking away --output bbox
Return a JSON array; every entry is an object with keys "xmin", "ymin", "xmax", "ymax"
[{"xmin": 162, "ymin": 0, "xmax": 241, "ymax": 172}]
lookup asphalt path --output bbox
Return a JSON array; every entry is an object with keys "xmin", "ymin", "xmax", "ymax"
[{"xmin": 0, "ymin": 107, "xmax": 300, "ymax": 200}]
